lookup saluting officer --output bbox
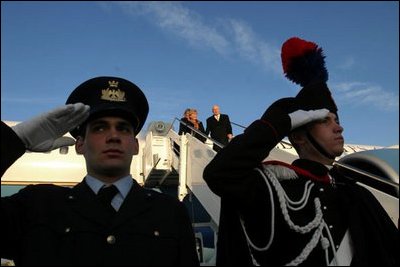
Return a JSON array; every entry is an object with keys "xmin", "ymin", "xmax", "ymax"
[
  {"xmin": 203, "ymin": 38, "xmax": 398, "ymax": 266},
  {"xmin": 1, "ymin": 76, "xmax": 199, "ymax": 266}
]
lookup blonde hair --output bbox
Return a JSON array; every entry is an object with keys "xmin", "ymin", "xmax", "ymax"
[
  {"xmin": 188, "ymin": 109, "xmax": 199, "ymax": 129},
  {"xmin": 188, "ymin": 109, "xmax": 197, "ymax": 115}
]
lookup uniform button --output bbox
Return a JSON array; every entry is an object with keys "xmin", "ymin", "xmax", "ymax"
[
  {"xmin": 65, "ymin": 227, "xmax": 71, "ymax": 233},
  {"xmin": 154, "ymin": 230, "xmax": 160, "ymax": 236},
  {"xmin": 323, "ymin": 206, "xmax": 327, "ymax": 210},
  {"xmin": 319, "ymin": 188, "xmax": 324, "ymax": 192},
  {"xmin": 107, "ymin": 235, "xmax": 116, "ymax": 244},
  {"xmin": 329, "ymin": 225, "xmax": 333, "ymax": 229},
  {"xmin": 336, "ymin": 245, "xmax": 339, "ymax": 249},
  {"xmin": 68, "ymin": 195, "xmax": 75, "ymax": 200}
]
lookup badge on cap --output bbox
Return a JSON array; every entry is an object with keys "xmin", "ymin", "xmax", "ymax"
[
  {"xmin": 101, "ymin": 81, "xmax": 127, "ymax": 102},
  {"xmin": 66, "ymin": 76, "xmax": 149, "ymax": 138}
]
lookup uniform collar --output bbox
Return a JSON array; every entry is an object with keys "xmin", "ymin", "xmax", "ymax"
[
  {"xmin": 292, "ymin": 158, "xmax": 330, "ymax": 177},
  {"xmin": 262, "ymin": 159, "xmax": 332, "ymax": 184},
  {"xmin": 85, "ymin": 175, "xmax": 133, "ymax": 198}
]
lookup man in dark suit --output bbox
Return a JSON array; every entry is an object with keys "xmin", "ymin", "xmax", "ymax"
[
  {"xmin": 205, "ymin": 105, "xmax": 233, "ymax": 152},
  {"xmin": 1, "ymin": 76, "xmax": 199, "ymax": 266}
]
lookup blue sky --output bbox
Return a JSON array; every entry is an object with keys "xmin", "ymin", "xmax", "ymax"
[{"xmin": 1, "ymin": 1, "xmax": 399, "ymax": 146}]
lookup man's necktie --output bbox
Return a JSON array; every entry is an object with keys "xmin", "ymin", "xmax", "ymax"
[{"xmin": 97, "ymin": 185, "xmax": 118, "ymax": 216}]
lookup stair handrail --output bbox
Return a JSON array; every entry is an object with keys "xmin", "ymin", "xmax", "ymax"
[
  {"xmin": 169, "ymin": 117, "xmax": 225, "ymax": 149},
  {"xmin": 231, "ymin": 120, "xmax": 293, "ymax": 148},
  {"xmin": 169, "ymin": 118, "xmax": 295, "ymax": 150}
]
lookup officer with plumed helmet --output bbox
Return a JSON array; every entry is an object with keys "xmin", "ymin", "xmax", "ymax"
[{"xmin": 203, "ymin": 38, "xmax": 398, "ymax": 266}]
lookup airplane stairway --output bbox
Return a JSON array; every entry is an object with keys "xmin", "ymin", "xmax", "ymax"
[
  {"xmin": 141, "ymin": 119, "xmax": 302, "ymax": 265},
  {"xmin": 141, "ymin": 120, "xmax": 300, "ymax": 227}
]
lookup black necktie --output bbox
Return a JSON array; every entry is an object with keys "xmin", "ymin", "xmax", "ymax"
[{"xmin": 97, "ymin": 185, "xmax": 118, "ymax": 216}]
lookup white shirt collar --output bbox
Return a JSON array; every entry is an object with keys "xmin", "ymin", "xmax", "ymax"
[{"xmin": 85, "ymin": 174, "xmax": 133, "ymax": 198}]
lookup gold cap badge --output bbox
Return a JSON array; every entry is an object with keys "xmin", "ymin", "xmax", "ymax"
[{"xmin": 101, "ymin": 81, "xmax": 127, "ymax": 102}]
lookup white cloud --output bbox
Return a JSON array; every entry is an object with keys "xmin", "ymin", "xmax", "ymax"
[
  {"xmin": 113, "ymin": 2, "xmax": 281, "ymax": 73},
  {"xmin": 116, "ymin": 2, "xmax": 230, "ymax": 55},
  {"xmin": 228, "ymin": 19, "xmax": 281, "ymax": 73},
  {"xmin": 332, "ymin": 82, "xmax": 399, "ymax": 111},
  {"xmin": 229, "ymin": 19, "xmax": 258, "ymax": 62},
  {"xmin": 110, "ymin": 2, "xmax": 397, "ymax": 113}
]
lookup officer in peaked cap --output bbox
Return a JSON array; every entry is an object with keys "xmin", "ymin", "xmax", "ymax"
[
  {"xmin": 66, "ymin": 76, "xmax": 149, "ymax": 137},
  {"xmin": 1, "ymin": 75, "xmax": 200, "ymax": 265}
]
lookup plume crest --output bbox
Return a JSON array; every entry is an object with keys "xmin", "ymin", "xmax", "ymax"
[{"xmin": 281, "ymin": 37, "xmax": 328, "ymax": 87}]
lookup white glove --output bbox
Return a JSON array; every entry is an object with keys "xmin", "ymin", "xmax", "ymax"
[
  {"xmin": 11, "ymin": 103, "xmax": 90, "ymax": 152},
  {"xmin": 289, "ymin": 108, "xmax": 330, "ymax": 130}
]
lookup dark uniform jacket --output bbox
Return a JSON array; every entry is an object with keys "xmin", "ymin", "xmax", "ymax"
[
  {"xmin": 1, "ymin": 121, "xmax": 199, "ymax": 266},
  {"xmin": 203, "ymin": 119, "xmax": 398, "ymax": 266},
  {"xmin": 205, "ymin": 114, "xmax": 232, "ymax": 146}
]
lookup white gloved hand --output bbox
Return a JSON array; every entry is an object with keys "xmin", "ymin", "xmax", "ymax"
[
  {"xmin": 11, "ymin": 103, "xmax": 90, "ymax": 152},
  {"xmin": 289, "ymin": 108, "xmax": 330, "ymax": 130}
]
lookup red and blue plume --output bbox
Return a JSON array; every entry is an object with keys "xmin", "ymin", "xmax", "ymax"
[{"xmin": 281, "ymin": 37, "xmax": 328, "ymax": 87}]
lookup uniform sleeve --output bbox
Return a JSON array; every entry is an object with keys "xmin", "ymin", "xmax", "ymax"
[
  {"xmin": 1, "ymin": 121, "xmax": 26, "ymax": 177},
  {"xmin": 1, "ymin": 122, "xmax": 29, "ymax": 260},
  {"xmin": 1, "ymin": 184, "xmax": 36, "ymax": 260},
  {"xmin": 203, "ymin": 119, "xmax": 280, "ymax": 205}
]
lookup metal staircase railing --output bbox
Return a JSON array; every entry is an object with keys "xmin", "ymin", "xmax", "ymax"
[{"xmin": 143, "ymin": 117, "xmax": 302, "ymax": 225}]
